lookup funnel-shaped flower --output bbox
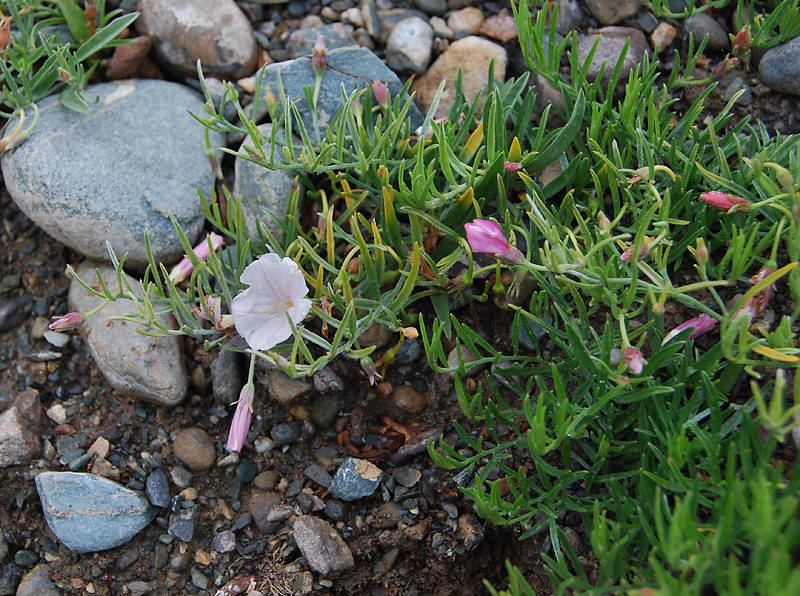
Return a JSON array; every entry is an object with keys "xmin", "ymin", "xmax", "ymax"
[
  {"xmin": 699, "ymin": 191, "xmax": 749, "ymax": 212},
  {"xmin": 732, "ymin": 266, "xmax": 775, "ymax": 324},
  {"xmin": 231, "ymin": 254, "xmax": 312, "ymax": 351},
  {"xmin": 226, "ymin": 383, "xmax": 254, "ymax": 452},
  {"xmin": 465, "ymin": 219, "xmax": 524, "ymax": 264},
  {"xmin": 49, "ymin": 312, "xmax": 85, "ymax": 331},
  {"xmin": 662, "ymin": 313, "xmax": 717, "ymax": 344},
  {"xmin": 623, "ymin": 347, "xmax": 646, "ymax": 375},
  {"xmin": 169, "ymin": 232, "xmax": 225, "ymax": 284}
]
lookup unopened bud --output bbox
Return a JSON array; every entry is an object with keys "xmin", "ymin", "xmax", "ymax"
[
  {"xmin": 597, "ymin": 211, "xmax": 611, "ymax": 235},
  {"xmin": 695, "ymin": 237, "xmax": 708, "ymax": 265},
  {"xmin": 402, "ymin": 327, "xmax": 419, "ymax": 339},
  {"xmin": 373, "ymin": 79, "xmax": 389, "ymax": 107},
  {"xmin": 311, "ymin": 35, "xmax": 327, "ymax": 74},
  {"xmin": 731, "ymin": 27, "xmax": 751, "ymax": 57},
  {"xmin": 711, "ymin": 57, "xmax": 738, "ymax": 80},
  {"xmin": 652, "ymin": 302, "xmax": 665, "ymax": 316},
  {"xmin": 58, "ymin": 67, "xmax": 71, "ymax": 81}
]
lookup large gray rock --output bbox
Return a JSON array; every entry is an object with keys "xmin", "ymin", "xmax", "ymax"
[
  {"xmin": 0, "ymin": 389, "xmax": 41, "ymax": 468},
  {"xmin": 233, "ymin": 124, "xmax": 299, "ymax": 243},
  {"xmin": 69, "ymin": 261, "xmax": 187, "ymax": 406},
  {"xmin": 137, "ymin": 0, "xmax": 258, "ymax": 79},
  {"xmin": 386, "ymin": 17, "xmax": 433, "ymax": 75},
  {"xmin": 35, "ymin": 472, "xmax": 157, "ymax": 553},
  {"xmin": 759, "ymin": 37, "xmax": 800, "ymax": 95},
  {"xmin": 685, "ymin": 13, "xmax": 730, "ymax": 52},
  {"xmin": 576, "ymin": 26, "xmax": 650, "ymax": 89},
  {"xmin": 255, "ymin": 47, "xmax": 421, "ymax": 132},
  {"xmin": 287, "ymin": 23, "xmax": 359, "ymax": 59},
  {"xmin": 1, "ymin": 80, "xmax": 221, "ymax": 268}
]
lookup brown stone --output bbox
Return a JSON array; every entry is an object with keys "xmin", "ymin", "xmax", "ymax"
[
  {"xmin": 391, "ymin": 385, "xmax": 427, "ymax": 414},
  {"xmin": 0, "ymin": 389, "xmax": 41, "ymax": 467}
]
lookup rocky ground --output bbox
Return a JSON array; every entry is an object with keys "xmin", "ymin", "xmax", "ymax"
[{"xmin": 1, "ymin": 0, "xmax": 799, "ymax": 595}]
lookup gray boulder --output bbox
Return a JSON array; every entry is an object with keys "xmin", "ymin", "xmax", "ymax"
[
  {"xmin": 1, "ymin": 80, "xmax": 222, "ymax": 268},
  {"xmin": 759, "ymin": 37, "xmax": 800, "ymax": 95}
]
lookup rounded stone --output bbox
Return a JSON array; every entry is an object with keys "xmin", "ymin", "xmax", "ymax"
[
  {"xmin": 413, "ymin": 36, "xmax": 507, "ymax": 119},
  {"xmin": 386, "ymin": 17, "xmax": 433, "ymax": 75},
  {"xmin": 583, "ymin": 0, "xmax": 639, "ymax": 26},
  {"xmin": 447, "ymin": 7, "xmax": 485, "ymax": 37},
  {"xmin": 758, "ymin": 37, "xmax": 800, "ymax": 95},
  {"xmin": 16, "ymin": 564, "xmax": 59, "ymax": 596},
  {"xmin": 576, "ymin": 27, "xmax": 650, "ymax": 89},
  {"xmin": 1, "ymin": 80, "xmax": 220, "ymax": 268},
  {"xmin": 137, "ymin": 0, "xmax": 258, "ymax": 79},
  {"xmin": 392, "ymin": 385, "xmax": 427, "ymax": 414},
  {"xmin": 685, "ymin": 12, "xmax": 730, "ymax": 52},
  {"xmin": 173, "ymin": 428, "xmax": 216, "ymax": 471},
  {"xmin": 68, "ymin": 262, "xmax": 187, "ymax": 407}
]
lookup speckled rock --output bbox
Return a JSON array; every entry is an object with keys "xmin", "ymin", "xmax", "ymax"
[
  {"xmin": 329, "ymin": 457, "xmax": 383, "ymax": 501},
  {"xmin": 173, "ymin": 428, "xmax": 216, "ymax": 471},
  {"xmin": 232, "ymin": 124, "xmax": 300, "ymax": 244},
  {"xmin": 137, "ymin": 0, "xmax": 258, "ymax": 79},
  {"xmin": 0, "ymin": 389, "xmax": 41, "ymax": 468},
  {"xmin": 69, "ymin": 262, "xmax": 187, "ymax": 406},
  {"xmin": 1, "ymin": 80, "xmax": 220, "ymax": 268},
  {"xmin": 759, "ymin": 37, "xmax": 800, "ymax": 95},
  {"xmin": 583, "ymin": 0, "xmax": 639, "ymax": 26},
  {"xmin": 576, "ymin": 27, "xmax": 650, "ymax": 89},
  {"xmin": 413, "ymin": 36, "xmax": 507, "ymax": 119},
  {"xmin": 35, "ymin": 472, "xmax": 157, "ymax": 553},
  {"xmin": 293, "ymin": 516, "xmax": 355, "ymax": 576},
  {"xmin": 386, "ymin": 17, "xmax": 433, "ymax": 75}
]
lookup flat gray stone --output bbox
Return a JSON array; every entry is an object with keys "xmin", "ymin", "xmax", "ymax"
[
  {"xmin": 1, "ymin": 80, "xmax": 222, "ymax": 268},
  {"xmin": 69, "ymin": 262, "xmax": 187, "ymax": 406},
  {"xmin": 35, "ymin": 472, "xmax": 157, "ymax": 553},
  {"xmin": 293, "ymin": 515, "xmax": 354, "ymax": 576},
  {"xmin": 0, "ymin": 389, "xmax": 41, "ymax": 468},
  {"xmin": 233, "ymin": 124, "xmax": 299, "ymax": 243},
  {"xmin": 329, "ymin": 457, "xmax": 383, "ymax": 501},
  {"xmin": 759, "ymin": 37, "xmax": 800, "ymax": 95},
  {"xmin": 255, "ymin": 46, "xmax": 422, "ymax": 133}
]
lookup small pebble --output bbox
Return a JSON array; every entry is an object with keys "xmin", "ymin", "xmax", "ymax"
[
  {"xmin": 237, "ymin": 459, "xmax": 257, "ymax": 483},
  {"xmin": 212, "ymin": 530, "xmax": 237, "ymax": 553},
  {"xmin": 173, "ymin": 428, "xmax": 216, "ymax": 471}
]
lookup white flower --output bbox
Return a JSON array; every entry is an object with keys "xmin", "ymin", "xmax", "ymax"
[{"xmin": 231, "ymin": 254, "xmax": 312, "ymax": 351}]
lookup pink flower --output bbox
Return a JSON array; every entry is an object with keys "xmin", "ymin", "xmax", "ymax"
[
  {"xmin": 169, "ymin": 232, "xmax": 225, "ymax": 284},
  {"xmin": 195, "ymin": 295, "xmax": 233, "ymax": 330},
  {"xmin": 231, "ymin": 254, "xmax": 312, "ymax": 351},
  {"xmin": 662, "ymin": 313, "xmax": 717, "ymax": 344},
  {"xmin": 699, "ymin": 191, "xmax": 749, "ymax": 212},
  {"xmin": 621, "ymin": 237, "xmax": 652, "ymax": 262},
  {"xmin": 623, "ymin": 347, "xmax": 646, "ymax": 375},
  {"xmin": 504, "ymin": 161, "xmax": 522, "ymax": 174},
  {"xmin": 48, "ymin": 312, "xmax": 85, "ymax": 331},
  {"xmin": 464, "ymin": 219, "xmax": 524, "ymax": 264},
  {"xmin": 312, "ymin": 35, "xmax": 327, "ymax": 74},
  {"xmin": 373, "ymin": 79, "xmax": 389, "ymax": 107},
  {"xmin": 226, "ymin": 383, "xmax": 255, "ymax": 452}
]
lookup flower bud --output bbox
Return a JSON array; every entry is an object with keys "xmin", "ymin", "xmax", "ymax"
[
  {"xmin": 711, "ymin": 57, "xmax": 738, "ymax": 80},
  {"xmin": 226, "ymin": 383, "xmax": 255, "ymax": 452},
  {"xmin": 373, "ymin": 79, "xmax": 389, "ymax": 107},
  {"xmin": 58, "ymin": 67, "xmax": 71, "ymax": 81},
  {"xmin": 597, "ymin": 211, "xmax": 611, "ymax": 236},
  {"xmin": 402, "ymin": 327, "xmax": 419, "ymax": 339},
  {"xmin": 695, "ymin": 237, "xmax": 708, "ymax": 265},
  {"xmin": 699, "ymin": 191, "xmax": 749, "ymax": 212},
  {"xmin": 623, "ymin": 346, "xmax": 646, "ymax": 375},
  {"xmin": 504, "ymin": 161, "xmax": 522, "ymax": 174},
  {"xmin": 49, "ymin": 312, "xmax": 85, "ymax": 331},
  {"xmin": 731, "ymin": 27, "xmax": 751, "ymax": 57},
  {"xmin": 311, "ymin": 35, "xmax": 327, "ymax": 75}
]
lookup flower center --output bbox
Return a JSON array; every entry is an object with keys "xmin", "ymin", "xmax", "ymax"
[{"xmin": 261, "ymin": 299, "xmax": 294, "ymax": 316}]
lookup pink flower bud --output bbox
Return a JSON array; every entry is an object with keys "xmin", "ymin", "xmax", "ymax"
[
  {"xmin": 169, "ymin": 232, "xmax": 225, "ymax": 284},
  {"xmin": 226, "ymin": 383, "xmax": 255, "ymax": 452},
  {"xmin": 312, "ymin": 36, "xmax": 327, "ymax": 74},
  {"xmin": 621, "ymin": 237, "xmax": 652, "ymax": 262},
  {"xmin": 504, "ymin": 161, "xmax": 522, "ymax": 174},
  {"xmin": 699, "ymin": 191, "xmax": 749, "ymax": 212},
  {"xmin": 732, "ymin": 27, "xmax": 751, "ymax": 57},
  {"xmin": 49, "ymin": 312, "xmax": 85, "ymax": 331},
  {"xmin": 623, "ymin": 346, "xmax": 646, "ymax": 375},
  {"xmin": 465, "ymin": 219, "xmax": 525, "ymax": 264},
  {"xmin": 732, "ymin": 266, "xmax": 775, "ymax": 324},
  {"xmin": 373, "ymin": 79, "xmax": 389, "ymax": 107},
  {"xmin": 711, "ymin": 57, "xmax": 738, "ymax": 80},
  {"xmin": 662, "ymin": 313, "xmax": 717, "ymax": 344}
]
